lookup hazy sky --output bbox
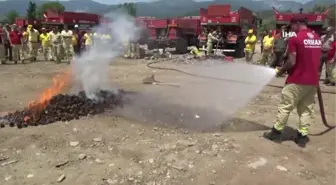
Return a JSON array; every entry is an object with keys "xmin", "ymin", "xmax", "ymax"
[
  {"xmin": 0, "ymin": 0, "xmax": 314, "ymax": 5},
  {"xmin": 85, "ymin": 0, "xmax": 312, "ymax": 5},
  {"xmin": 93, "ymin": 0, "xmax": 312, "ymax": 4}
]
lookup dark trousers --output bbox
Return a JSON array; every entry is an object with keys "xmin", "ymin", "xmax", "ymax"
[
  {"xmin": 319, "ymin": 51, "xmax": 329, "ymax": 80},
  {"xmin": 4, "ymin": 41, "xmax": 12, "ymax": 60},
  {"xmin": 73, "ymin": 45, "xmax": 81, "ymax": 56},
  {"xmin": 270, "ymin": 51, "xmax": 284, "ymax": 68}
]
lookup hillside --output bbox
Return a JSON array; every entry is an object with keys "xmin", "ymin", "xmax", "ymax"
[
  {"xmin": 303, "ymin": 0, "xmax": 336, "ymax": 8},
  {"xmin": 0, "ymin": 0, "xmax": 334, "ymax": 18},
  {"xmin": 0, "ymin": 0, "xmax": 107, "ymax": 16}
]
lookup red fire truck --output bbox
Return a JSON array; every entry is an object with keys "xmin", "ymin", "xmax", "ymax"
[
  {"xmin": 42, "ymin": 9, "xmax": 100, "ymax": 30},
  {"xmin": 273, "ymin": 7, "xmax": 330, "ymax": 37},
  {"xmin": 135, "ymin": 17, "xmax": 155, "ymax": 45},
  {"xmin": 146, "ymin": 17, "xmax": 201, "ymax": 53},
  {"xmin": 15, "ymin": 17, "xmax": 41, "ymax": 28},
  {"xmin": 199, "ymin": 5, "xmax": 261, "ymax": 57},
  {"xmin": 15, "ymin": 9, "xmax": 101, "ymax": 31}
]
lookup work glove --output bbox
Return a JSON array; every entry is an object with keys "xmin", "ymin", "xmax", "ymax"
[{"xmin": 275, "ymin": 67, "xmax": 281, "ymax": 77}]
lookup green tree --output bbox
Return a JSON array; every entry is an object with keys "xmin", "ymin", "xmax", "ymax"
[
  {"xmin": 0, "ymin": 17, "xmax": 8, "ymax": 25},
  {"xmin": 118, "ymin": 3, "xmax": 136, "ymax": 17},
  {"xmin": 37, "ymin": 1, "xmax": 65, "ymax": 19},
  {"xmin": 309, "ymin": 4, "xmax": 335, "ymax": 27},
  {"xmin": 26, "ymin": 1, "xmax": 37, "ymax": 20},
  {"xmin": 260, "ymin": 19, "xmax": 276, "ymax": 32},
  {"xmin": 309, "ymin": 4, "xmax": 328, "ymax": 13},
  {"xmin": 5, "ymin": 10, "xmax": 19, "ymax": 24}
]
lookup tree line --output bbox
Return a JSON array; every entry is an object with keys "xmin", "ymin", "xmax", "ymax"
[
  {"xmin": 1, "ymin": 1, "xmax": 333, "ymax": 29},
  {"xmin": 259, "ymin": 4, "xmax": 335, "ymax": 31},
  {"xmin": 1, "ymin": 1, "xmax": 137, "ymax": 25}
]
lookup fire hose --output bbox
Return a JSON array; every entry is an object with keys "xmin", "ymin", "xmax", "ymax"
[{"xmin": 146, "ymin": 59, "xmax": 335, "ymax": 135}]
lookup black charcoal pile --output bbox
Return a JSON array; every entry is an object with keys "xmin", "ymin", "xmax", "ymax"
[{"xmin": 0, "ymin": 90, "xmax": 124, "ymax": 129}]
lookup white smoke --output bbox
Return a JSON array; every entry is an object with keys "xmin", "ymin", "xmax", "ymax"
[{"xmin": 71, "ymin": 11, "xmax": 140, "ymax": 99}]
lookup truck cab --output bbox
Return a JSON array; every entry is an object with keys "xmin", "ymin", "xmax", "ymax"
[{"xmin": 42, "ymin": 9, "xmax": 100, "ymax": 31}]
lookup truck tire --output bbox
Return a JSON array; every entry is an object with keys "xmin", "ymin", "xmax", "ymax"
[
  {"xmin": 139, "ymin": 37, "xmax": 148, "ymax": 45},
  {"xmin": 147, "ymin": 41, "xmax": 155, "ymax": 50},
  {"xmin": 139, "ymin": 31, "xmax": 149, "ymax": 45},
  {"xmin": 175, "ymin": 39, "xmax": 188, "ymax": 54},
  {"xmin": 234, "ymin": 38, "xmax": 245, "ymax": 58},
  {"xmin": 189, "ymin": 36, "xmax": 198, "ymax": 47}
]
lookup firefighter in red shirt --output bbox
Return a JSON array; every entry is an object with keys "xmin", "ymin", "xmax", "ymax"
[
  {"xmin": 9, "ymin": 25, "xmax": 22, "ymax": 64},
  {"xmin": 263, "ymin": 17, "xmax": 322, "ymax": 148},
  {"xmin": 326, "ymin": 32, "xmax": 336, "ymax": 86}
]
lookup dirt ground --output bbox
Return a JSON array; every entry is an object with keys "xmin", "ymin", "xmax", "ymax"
[{"xmin": 0, "ymin": 51, "xmax": 335, "ymax": 185}]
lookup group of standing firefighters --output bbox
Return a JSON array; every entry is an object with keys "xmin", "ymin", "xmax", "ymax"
[
  {"xmin": 0, "ymin": 24, "xmax": 81, "ymax": 63},
  {"xmin": 0, "ymin": 23, "xmax": 141, "ymax": 63},
  {"xmin": 244, "ymin": 25, "xmax": 335, "ymax": 86}
]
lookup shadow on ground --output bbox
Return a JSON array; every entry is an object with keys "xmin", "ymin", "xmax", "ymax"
[
  {"xmin": 220, "ymin": 118, "xmax": 270, "ymax": 133},
  {"xmin": 110, "ymin": 91, "xmax": 272, "ymax": 133}
]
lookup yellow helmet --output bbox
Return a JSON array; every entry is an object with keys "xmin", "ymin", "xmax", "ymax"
[{"xmin": 248, "ymin": 29, "xmax": 253, "ymax": 34}]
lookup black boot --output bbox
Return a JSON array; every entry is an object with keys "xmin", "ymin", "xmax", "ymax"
[
  {"xmin": 294, "ymin": 131, "xmax": 310, "ymax": 148},
  {"xmin": 323, "ymin": 79, "xmax": 330, "ymax": 84},
  {"xmin": 263, "ymin": 127, "xmax": 282, "ymax": 143}
]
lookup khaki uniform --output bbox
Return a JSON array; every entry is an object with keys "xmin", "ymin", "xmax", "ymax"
[
  {"xmin": 0, "ymin": 42, "xmax": 5, "ymax": 62},
  {"xmin": 40, "ymin": 33, "xmax": 51, "ymax": 61},
  {"xmin": 21, "ymin": 31, "xmax": 28, "ymax": 59},
  {"xmin": 327, "ymin": 62, "xmax": 336, "ymax": 83},
  {"xmin": 273, "ymin": 84, "xmax": 317, "ymax": 136},
  {"xmin": 61, "ymin": 30, "xmax": 73, "ymax": 61},
  {"xmin": 206, "ymin": 32, "xmax": 217, "ymax": 55},
  {"xmin": 244, "ymin": 35, "xmax": 256, "ymax": 62},
  {"xmin": 27, "ymin": 29, "xmax": 39, "ymax": 61},
  {"xmin": 130, "ymin": 41, "xmax": 140, "ymax": 58},
  {"xmin": 260, "ymin": 35, "xmax": 274, "ymax": 66},
  {"xmin": 83, "ymin": 33, "xmax": 93, "ymax": 51},
  {"xmin": 320, "ymin": 34, "xmax": 334, "ymax": 78},
  {"xmin": 49, "ymin": 31, "xmax": 63, "ymax": 63},
  {"xmin": 123, "ymin": 41, "xmax": 129, "ymax": 58},
  {"xmin": 125, "ymin": 42, "xmax": 131, "ymax": 58},
  {"xmin": 11, "ymin": 44, "xmax": 21, "ymax": 62}
]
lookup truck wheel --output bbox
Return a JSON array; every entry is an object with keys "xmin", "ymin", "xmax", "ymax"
[
  {"xmin": 235, "ymin": 38, "xmax": 245, "ymax": 58},
  {"xmin": 175, "ymin": 39, "xmax": 188, "ymax": 54},
  {"xmin": 147, "ymin": 41, "xmax": 155, "ymax": 50},
  {"xmin": 139, "ymin": 38, "xmax": 147, "ymax": 45}
]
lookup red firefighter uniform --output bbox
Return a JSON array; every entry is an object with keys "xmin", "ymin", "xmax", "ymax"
[{"xmin": 264, "ymin": 17, "xmax": 321, "ymax": 148}]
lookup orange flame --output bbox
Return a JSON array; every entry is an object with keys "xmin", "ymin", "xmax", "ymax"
[{"xmin": 25, "ymin": 71, "xmax": 71, "ymax": 122}]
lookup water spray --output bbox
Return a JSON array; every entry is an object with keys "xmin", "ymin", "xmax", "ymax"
[{"xmin": 145, "ymin": 58, "xmax": 335, "ymax": 134}]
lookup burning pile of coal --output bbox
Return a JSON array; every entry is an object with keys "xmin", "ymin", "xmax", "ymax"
[{"xmin": 0, "ymin": 90, "xmax": 124, "ymax": 129}]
